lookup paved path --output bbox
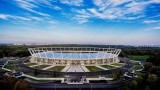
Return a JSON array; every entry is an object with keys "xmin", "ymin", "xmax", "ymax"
[
  {"xmin": 61, "ymin": 66, "xmax": 70, "ymax": 72},
  {"xmin": 67, "ymin": 65, "xmax": 84, "ymax": 72},
  {"xmin": 42, "ymin": 65, "xmax": 55, "ymax": 70},
  {"xmin": 30, "ymin": 64, "xmax": 41, "ymax": 67},
  {"xmin": 108, "ymin": 64, "xmax": 120, "ymax": 68},
  {"xmin": 81, "ymin": 66, "xmax": 90, "ymax": 72},
  {"xmin": 96, "ymin": 65, "xmax": 108, "ymax": 70},
  {"xmin": 23, "ymin": 74, "xmax": 64, "ymax": 81}
]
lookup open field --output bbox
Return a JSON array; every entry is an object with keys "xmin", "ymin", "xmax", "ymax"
[
  {"xmin": 100, "ymin": 65, "xmax": 116, "ymax": 69},
  {"xmin": 130, "ymin": 55, "xmax": 149, "ymax": 60},
  {"xmin": 33, "ymin": 65, "xmax": 51, "ymax": 70},
  {"xmin": 47, "ymin": 66, "xmax": 65, "ymax": 72},
  {"xmin": 86, "ymin": 66, "xmax": 102, "ymax": 71}
]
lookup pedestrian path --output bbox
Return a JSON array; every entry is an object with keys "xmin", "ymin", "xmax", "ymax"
[
  {"xmin": 108, "ymin": 64, "xmax": 120, "ymax": 68},
  {"xmin": 61, "ymin": 66, "xmax": 70, "ymax": 72},
  {"xmin": 42, "ymin": 65, "xmax": 55, "ymax": 70},
  {"xmin": 96, "ymin": 65, "xmax": 108, "ymax": 70},
  {"xmin": 30, "ymin": 64, "xmax": 41, "ymax": 67},
  {"xmin": 81, "ymin": 66, "xmax": 90, "ymax": 72}
]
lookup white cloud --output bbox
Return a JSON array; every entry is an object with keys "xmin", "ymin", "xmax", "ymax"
[
  {"xmin": 60, "ymin": 0, "xmax": 83, "ymax": 6},
  {"xmin": 71, "ymin": 9, "xmax": 91, "ymax": 24},
  {"xmin": 15, "ymin": 0, "xmax": 50, "ymax": 17},
  {"xmin": 0, "ymin": 14, "xmax": 31, "ymax": 21},
  {"xmin": 72, "ymin": 16, "xmax": 89, "ymax": 24},
  {"xmin": 83, "ymin": 0, "xmax": 160, "ymax": 22},
  {"xmin": 29, "ymin": 16, "xmax": 43, "ymax": 21},
  {"xmin": 143, "ymin": 20, "xmax": 160, "ymax": 24},
  {"xmin": 53, "ymin": 6, "xmax": 62, "ymax": 10},
  {"xmin": 145, "ymin": 27, "xmax": 160, "ymax": 31},
  {"xmin": 0, "ymin": 14, "xmax": 10, "ymax": 20},
  {"xmin": 13, "ymin": 0, "xmax": 160, "ymax": 24},
  {"xmin": 48, "ymin": 21, "xmax": 57, "ymax": 24}
]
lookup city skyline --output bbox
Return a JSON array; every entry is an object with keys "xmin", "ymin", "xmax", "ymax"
[{"xmin": 0, "ymin": 0, "xmax": 160, "ymax": 45}]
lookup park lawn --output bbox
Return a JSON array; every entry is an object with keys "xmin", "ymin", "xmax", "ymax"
[
  {"xmin": 5, "ymin": 64, "xmax": 17, "ymax": 71},
  {"xmin": 111, "ymin": 63, "xmax": 124, "ymax": 67},
  {"xmin": 101, "ymin": 65, "xmax": 116, "ymax": 69},
  {"xmin": 33, "ymin": 65, "xmax": 51, "ymax": 70},
  {"xmin": 86, "ymin": 66, "xmax": 102, "ymax": 72},
  {"xmin": 4, "ymin": 60, "xmax": 18, "ymax": 71},
  {"xmin": 47, "ymin": 66, "xmax": 65, "ymax": 72},
  {"xmin": 25, "ymin": 63, "xmax": 37, "ymax": 66},
  {"xmin": 131, "ymin": 55, "xmax": 149, "ymax": 60},
  {"xmin": 133, "ymin": 65, "xmax": 143, "ymax": 70},
  {"xmin": 130, "ymin": 60, "xmax": 140, "ymax": 65}
]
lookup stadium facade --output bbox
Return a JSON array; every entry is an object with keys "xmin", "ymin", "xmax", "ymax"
[{"xmin": 28, "ymin": 47, "xmax": 121, "ymax": 66}]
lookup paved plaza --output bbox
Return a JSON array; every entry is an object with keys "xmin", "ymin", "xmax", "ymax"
[{"xmin": 67, "ymin": 65, "xmax": 84, "ymax": 72}]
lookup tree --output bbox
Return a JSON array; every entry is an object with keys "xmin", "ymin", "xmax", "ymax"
[
  {"xmin": 113, "ymin": 70, "xmax": 123, "ymax": 80},
  {"xmin": 147, "ymin": 74, "xmax": 158, "ymax": 84},
  {"xmin": 146, "ymin": 54, "xmax": 160, "ymax": 66},
  {"xmin": 147, "ymin": 74, "xmax": 158, "ymax": 90},
  {"xmin": 129, "ymin": 80, "xmax": 138, "ymax": 90},
  {"xmin": 13, "ymin": 79, "xmax": 34, "ymax": 90},
  {"xmin": 144, "ymin": 62, "xmax": 152, "ymax": 71},
  {"xmin": 3, "ymin": 76, "xmax": 18, "ymax": 90},
  {"xmin": 0, "ymin": 76, "xmax": 34, "ymax": 90},
  {"xmin": 145, "ymin": 85, "xmax": 150, "ymax": 90},
  {"xmin": 149, "ymin": 66, "xmax": 160, "ymax": 76}
]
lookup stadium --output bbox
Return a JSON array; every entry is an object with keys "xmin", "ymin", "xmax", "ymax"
[{"xmin": 28, "ymin": 47, "xmax": 121, "ymax": 72}]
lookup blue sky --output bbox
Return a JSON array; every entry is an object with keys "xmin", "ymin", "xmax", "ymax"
[{"xmin": 0, "ymin": 0, "xmax": 160, "ymax": 45}]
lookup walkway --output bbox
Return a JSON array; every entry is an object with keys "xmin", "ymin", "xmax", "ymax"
[
  {"xmin": 81, "ymin": 66, "xmax": 90, "ymax": 72},
  {"xmin": 61, "ymin": 66, "xmax": 70, "ymax": 72},
  {"xmin": 67, "ymin": 65, "xmax": 84, "ymax": 72},
  {"xmin": 108, "ymin": 64, "xmax": 120, "ymax": 68},
  {"xmin": 96, "ymin": 65, "xmax": 108, "ymax": 70},
  {"xmin": 42, "ymin": 65, "xmax": 55, "ymax": 70},
  {"xmin": 30, "ymin": 64, "xmax": 41, "ymax": 67}
]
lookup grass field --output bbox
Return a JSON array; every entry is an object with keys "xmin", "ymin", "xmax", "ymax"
[
  {"xmin": 111, "ymin": 63, "xmax": 124, "ymax": 67},
  {"xmin": 25, "ymin": 63, "xmax": 37, "ymax": 66},
  {"xmin": 86, "ymin": 66, "xmax": 102, "ymax": 71},
  {"xmin": 101, "ymin": 65, "xmax": 116, "ymax": 69},
  {"xmin": 130, "ymin": 60, "xmax": 140, "ymax": 65},
  {"xmin": 133, "ymin": 65, "xmax": 143, "ymax": 70},
  {"xmin": 33, "ymin": 65, "xmax": 51, "ymax": 70},
  {"xmin": 5, "ymin": 61, "xmax": 17, "ymax": 71},
  {"xmin": 47, "ymin": 66, "xmax": 65, "ymax": 72},
  {"xmin": 131, "ymin": 55, "xmax": 149, "ymax": 60},
  {"xmin": 5, "ymin": 64, "xmax": 17, "ymax": 70}
]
